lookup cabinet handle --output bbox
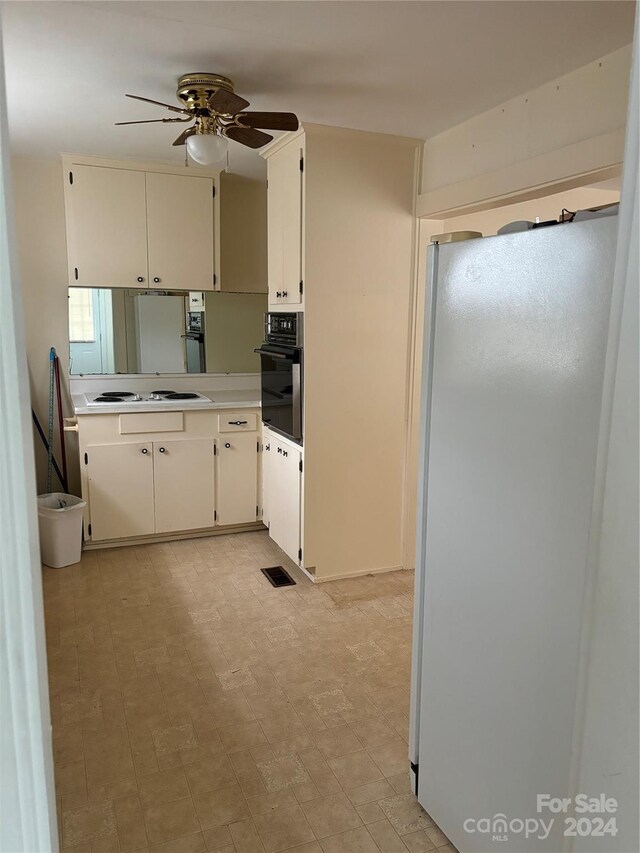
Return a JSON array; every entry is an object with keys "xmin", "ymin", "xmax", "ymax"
[
  {"xmin": 282, "ymin": 450, "xmax": 288, "ymax": 457},
  {"xmin": 265, "ymin": 444, "xmax": 270, "ymax": 451},
  {"xmin": 224, "ymin": 442, "xmax": 231, "ymax": 449},
  {"xmin": 282, "ymin": 291, "xmax": 288, "ymax": 298},
  {"xmin": 158, "ymin": 447, "xmax": 166, "ymax": 453},
  {"xmin": 277, "ymin": 447, "xmax": 282, "ymax": 454},
  {"xmin": 229, "ymin": 420, "xmax": 247, "ymax": 426},
  {"xmin": 153, "ymin": 277, "xmax": 161, "ymax": 284},
  {"xmin": 141, "ymin": 448, "xmax": 148, "ymax": 454},
  {"xmin": 276, "ymin": 291, "xmax": 282, "ymax": 298},
  {"xmin": 137, "ymin": 276, "xmax": 145, "ymax": 283}
]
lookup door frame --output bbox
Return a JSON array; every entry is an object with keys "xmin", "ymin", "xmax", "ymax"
[{"xmin": 0, "ymin": 40, "xmax": 59, "ymax": 853}]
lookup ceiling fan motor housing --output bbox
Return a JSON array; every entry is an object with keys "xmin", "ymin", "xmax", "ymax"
[{"xmin": 177, "ymin": 73, "xmax": 235, "ymax": 113}]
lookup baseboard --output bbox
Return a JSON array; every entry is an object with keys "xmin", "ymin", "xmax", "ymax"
[
  {"xmin": 312, "ymin": 563, "xmax": 404, "ymax": 583},
  {"xmin": 83, "ymin": 522, "xmax": 266, "ymax": 550}
]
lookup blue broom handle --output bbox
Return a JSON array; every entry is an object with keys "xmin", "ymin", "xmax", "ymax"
[{"xmin": 47, "ymin": 347, "xmax": 56, "ymax": 493}]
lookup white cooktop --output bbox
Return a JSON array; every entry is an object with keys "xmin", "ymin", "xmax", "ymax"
[{"xmin": 83, "ymin": 390, "xmax": 213, "ymax": 408}]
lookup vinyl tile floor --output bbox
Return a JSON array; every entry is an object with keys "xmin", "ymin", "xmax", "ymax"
[{"xmin": 44, "ymin": 530, "xmax": 456, "ymax": 853}]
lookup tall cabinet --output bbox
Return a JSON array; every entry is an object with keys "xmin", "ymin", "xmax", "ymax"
[{"xmin": 261, "ymin": 124, "xmax": 421, "ymax": 581}]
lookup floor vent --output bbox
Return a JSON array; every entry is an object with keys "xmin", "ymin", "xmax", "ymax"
[{"xmin": 261, "ymin": 566, "xmax": 296, "ymax": 587}]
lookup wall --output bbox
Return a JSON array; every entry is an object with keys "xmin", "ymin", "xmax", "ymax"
[
  {"xmin": 219, "ymin": 172, "xmax": 267, "ymax": 293},
  {"xmin": 444, "ymin": 185, "xmax": 620, "ymax": 235},
  {"xmin": 11, "ymin": 157, "xmax": 79, "ymax": 495},
  {"xmin": 203, "ymin": 291, "xmax": 266, "ymax": 373},
  {"xmin": 302, "ymin": 124, "xmax": 421, "ymax": 580},
  {"xmin": 420, "ymin": 45, "xmax": 632, "ymax": 217}
]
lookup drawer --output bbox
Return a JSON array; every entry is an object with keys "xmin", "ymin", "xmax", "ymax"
[
  {"xmin": 218, "ymin": 412, "xmax": 257, "ymax": 433},
  {"xmin": 120, "ymin": 412, "xmax": 184, "ymax": 434}
]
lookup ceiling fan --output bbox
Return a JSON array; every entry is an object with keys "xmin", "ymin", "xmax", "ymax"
[{"xmin": 116, "ymin": 73, "xmax": 299, "ymax": 164}]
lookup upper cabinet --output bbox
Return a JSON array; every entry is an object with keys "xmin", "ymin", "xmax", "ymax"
[
  {"xmin": 145, "ymin": 172, "xmax": 214, "ymax": 291},
  {"xmin": 265, "ymin": 133, "xmax": 305, "ymax": 308},
  {"xmin": 65, "ymin": 165, "xmax": 149, "ymax": 288},
  {"xmin": 63, "ymin": 158, "xmax": 217, "ymax": 291},
  {"xmin": 64, "ymin": 156, "xmax": 270, "ymax": 295}
]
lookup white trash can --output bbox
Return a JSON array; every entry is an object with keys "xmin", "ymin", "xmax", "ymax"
[{"xmin": 37, "ymin": 493, "xmax": 87, "ymax": 568}]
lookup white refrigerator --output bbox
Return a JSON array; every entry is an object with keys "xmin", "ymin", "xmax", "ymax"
[{"xmin": 409, "ymin": 216, "xmax": 618, "ymax": 852}]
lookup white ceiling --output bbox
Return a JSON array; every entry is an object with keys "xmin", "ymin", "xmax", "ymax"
[{"xmin": 1, "ymin": 1, "xmax": 635, "ymax": 178}]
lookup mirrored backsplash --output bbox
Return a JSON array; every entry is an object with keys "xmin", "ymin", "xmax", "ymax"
[{"xmin": 68, "ymin": 287, "xmax": 267, "ymax": 375}]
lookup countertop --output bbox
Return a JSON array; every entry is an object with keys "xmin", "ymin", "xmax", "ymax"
[{"xmin": 73, "ymin": 389, "xmax": 261, "ymax": 416}]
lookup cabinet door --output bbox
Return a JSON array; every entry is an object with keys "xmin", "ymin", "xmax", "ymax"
[
  {"xmin": 267, "ymin": 140, "xmax": 304, "ymax": 307},
  {"xmin": 87, "ymin": 442, "xmax": 155, "ymax": 541},
  {"xmin": 262, "ymin": 433, "xmax": 275, "ymax": 528},
  {"xmin": 67, "ymin": 165, "xmax": 148, "ymax": 287},
  {"xmin": 153, "ymin": 439, "xmax": 215, "ymax": 533},
  {"xmin": 266, "ymin": 436, "xmax": 302, "ymax": 564},
  {"xmin": 146, "ymin": 172, "xmax": 214, "ymax": 291},
  {"xmin": 216, "ymin": 433, "xmax": 259, "ymax": 526}
]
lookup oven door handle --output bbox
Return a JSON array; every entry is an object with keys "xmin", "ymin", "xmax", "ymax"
[{"xmin": 254, "ymin": 348, "xmax": 291, "ymax": 360}]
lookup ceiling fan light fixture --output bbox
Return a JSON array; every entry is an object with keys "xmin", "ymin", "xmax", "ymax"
[{"xmin": 186, "ymin": 132, "xmax": 229, "ymax": 165}]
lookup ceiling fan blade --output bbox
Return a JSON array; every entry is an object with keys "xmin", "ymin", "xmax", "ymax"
[
  {"xmin": 125, "ymin": 93, "xmax": 189, "ymax": 115},
  {"xmin": 208, "ymin": 88, "xmax": 250, "ymax": 116},
  {"xmin": 172, "ymin": 126, "xmax": 197, "ymax": 146},
  {"xmin": 115, "ymin": 117, "xmax": 192, "ymax": 126},
  {"xmin": 236, "ymin": 112, "xmax": 299, "ymax": 132},
  {"xmin": 224, "ymin": 125, "xmax": 273, "ymax": 149}
]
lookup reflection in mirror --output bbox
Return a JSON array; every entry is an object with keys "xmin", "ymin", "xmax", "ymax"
[{"xmin": 68, "ymin": 287, "xmax": 267, "ymax": 375}]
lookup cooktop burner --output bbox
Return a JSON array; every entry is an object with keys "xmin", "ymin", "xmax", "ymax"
[
  {"xmin": 94, "ymin": 396, "xmax": 124, "ymax": 402},
  {"xmin": 164, "ymin": 392, "xmax": 199, "ymax": 400},
  {"xmin": 101, "ymin": 391, "xmax": 135, "ymax": 398},
  {"xmin": 151, "ymin": 390, "xmax": 175, "ymax": 395}
]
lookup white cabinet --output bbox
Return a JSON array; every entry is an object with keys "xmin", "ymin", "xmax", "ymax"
[
  {"xmin": 261, "ymin": 125, "xmax": 421, "ymax": 581},
  {"xmin": 64, "ymin": 161, "xmax": 216, "ymax": 291},
  {"xmin": 87, "ymin": 438, "xmax": 215, "ymax": 540},
  {"xmin": 263, "ymin": 430, "xmax": 302, "ymax": 564},
  {"xmin": 216, "ymin": 433, "xmax": 259, "ymax": 526},
  {"xmin": 87, "ymin": 442, "xmax": 155, "ymax": 540},
  {"xmin": 153, "ymin": 439, "xmax": 215, "ymax": 533},
  {"xmin": 78, "ymin": 408, "xmax": 261, "ymax": 544},
  {"xmin": 146, "ymin": 172, "xmax": 214, "ymax": 291},
  {"xmin": 266, "ymin": 136, "xmax": 304, "ymax": 308},
  {"xmin": 66, "ymin": 165, "xmax": 149, "ymax": 288}
]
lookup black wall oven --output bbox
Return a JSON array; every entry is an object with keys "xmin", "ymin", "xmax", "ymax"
[{"xmin": 255, "ymin": 312, "xmax": 303, "ymax": 444}]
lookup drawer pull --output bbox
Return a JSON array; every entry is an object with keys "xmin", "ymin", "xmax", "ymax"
[
  {"xmin": 158, "ymin": 447, "xmax": 166, "ymax": 453},
  {"xmin": 229, "ymin": 420, "xmax": 248, "ymax": 426},
  {"xmin": 141, "ymin": 448, "xmax": 149, "ymax": 454},
  {"xmin": 224, "ymin": 442, "xmax": 231, "ymax": 449}
]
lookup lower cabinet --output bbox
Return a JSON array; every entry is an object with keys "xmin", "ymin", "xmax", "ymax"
[
  {"xmin": 87, "ymin": 442, "xmax": 156, "ymax": 541},
  {"xmin": 154, "ymin": 439, "xmax": 215, "ymax": 533},
  {"xmin": 87, "ymin": 438, "xmax": 215, "ymax": 541},
  {"xmin": 263, "ymin": 431, "xmax": 302, "ymax": 564},
  {"xmin": 80, "ymin": 408, "xmax": 261, "ymax": 544},
  {"xmin": 216, "ymin": 433, "xmax": 259, "ymax": 526}
]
